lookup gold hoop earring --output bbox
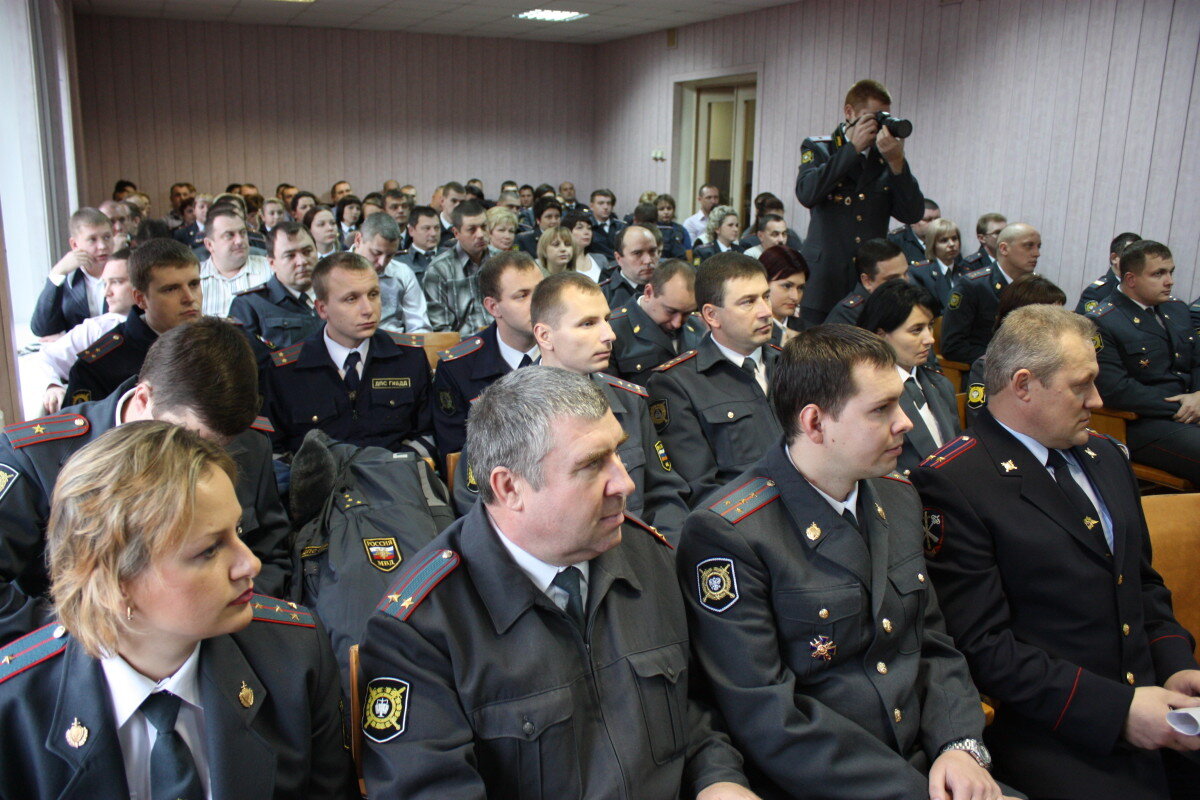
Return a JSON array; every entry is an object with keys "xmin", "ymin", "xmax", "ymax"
[{"xmin": 125, "ymin": 606, "xmax": 133, "ymax": 621}]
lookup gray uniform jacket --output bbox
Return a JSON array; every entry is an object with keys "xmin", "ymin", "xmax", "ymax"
[
  {"xmin": 609, "ymin": 299, "xmax": 684, "ymax": 386},
  {"xmin": 359, "ymin": 502, "xmax": 750, "ymax": 799},
  {"xmin": 0, "ymin": 600, "xmax": 355, "ymax": 800},
  {"xmin": 678, "ymin": 445, "xmax": 986, "ymax": 799},
  {"xmin": 896, "ymin": 365, "xmax": 960, "ymax": 475},
  {"xmin": 647, "ymin": 335, "xmax": 783, "ymax": 506}
]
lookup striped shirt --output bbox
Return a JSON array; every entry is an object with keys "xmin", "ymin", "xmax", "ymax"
[{"xmin": 200, "ymin": 255, "xmax": 271, "ymax": 317}]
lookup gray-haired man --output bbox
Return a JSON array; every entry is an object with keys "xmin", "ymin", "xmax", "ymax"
[
  {"xmin": 351, "ymin": 212, "xmax": 431, "ymax": 333},
  {"xmin": 360, "ymin": 366, "xmax": 759, "ymax": 800}
]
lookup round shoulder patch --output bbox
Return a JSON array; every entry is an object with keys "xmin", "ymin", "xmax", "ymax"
[{"xmin": 363, "ymin": 677, "xmax": 411, "ymax": 743}]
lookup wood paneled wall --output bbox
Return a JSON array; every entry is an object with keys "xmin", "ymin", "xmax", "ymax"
[
  {"xmin": 73, "ymin": 15, "xmax": 596, "ymax": 211},
  {"xmin": 593, "ymin": 0, "xmax": 1200, "ymax": 302},
  {"xmin": 73, "ymin": 0, "xmax": 1199, "ymax": 302}
]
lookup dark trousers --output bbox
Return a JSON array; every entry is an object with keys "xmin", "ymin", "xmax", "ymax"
[{"xmin": 1127, "ymin": 417, "xmax": 1200, "ymax": 485}]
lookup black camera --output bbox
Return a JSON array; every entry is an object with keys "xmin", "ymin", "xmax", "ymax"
[{"xmin": 874, "ymin": 110, "xmax": 912, "ymax": 139}]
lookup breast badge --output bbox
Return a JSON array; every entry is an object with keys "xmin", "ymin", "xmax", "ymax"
[{"xmin": 809, "ymin": 635, "xmax": 837, "ymax": 661}]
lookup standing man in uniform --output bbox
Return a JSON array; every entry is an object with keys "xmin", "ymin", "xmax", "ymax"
[
  {"xmin": 360, "ymin": 367, "xmax": 758, "ymax": 800},
  {"xmin": 602, "ymin": 225, "xmax": 661, "ymax": 309},
  {"xmin": 0, "ymin": 318, "xmax": 293, "ymax": 642},
  {"xmin": 889, "ymin": 199, "xmax": 940, "ymax": 265},
  {"xmin": 65, "ymin": 238, "xmax": 203, "ymax": 405},
  {"xmin": 610, "ymin": 259, "xmax": 698, "ymax": 385},
  {"xmin": 228, "ymin": 221, "xmax": 322, "ymax": 348},
  {"xmin": 795, "ymin": 79, "xmax": 925, "ymax": 326},
  {"xmin": 1086, "ymin": 240, "xmax": 1200, "ymax": 485},
  {"xmin": 680, "ymin": 325, "xmax": 1008, "ymax": 800},
  {"xmin": 432, "ymin": 252, "xmax": 543, "ymax": 461},
  {"xmin": 261, "ymin": 252, "xmax": 434, "ymax": 459},
  {"xmin": 914, "ymin": 305, "xmax": 1200, "ymax": 799},
  {"xmin": 648, "ymin": 253, "xmax": 783, "ymax": 506},
  {"xmin": 941, "ymin": 223, "xmax": 1041, "ymax": 365},
  {"xmin": 824, "ymin": 238, "xmax": 909, "ymax": 325}
]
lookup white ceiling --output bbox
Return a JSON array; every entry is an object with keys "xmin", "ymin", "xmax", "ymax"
[{"xmin": 71, "ymin": 0, "xmax": 796, "ymax": 43}]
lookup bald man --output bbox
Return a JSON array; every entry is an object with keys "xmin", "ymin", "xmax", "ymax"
[{"xmin": 941, "ymin": 224, "xmax": 1042, "ymax": 365}]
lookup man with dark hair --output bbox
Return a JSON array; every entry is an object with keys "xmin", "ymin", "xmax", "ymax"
[
  {"xmin": 963, "ymin": 212, "xmax": 1008, "ymax": 271},
  {"xmin": 360, "ymin": 366, "xmax": 757, "ymax": 799},
  {"xmin": 65, "ymin": 238, "xmax": 203, "ymax": 405},
  {"xmin": 633, "ymin": 202, "xmax": 686, "ymax": 260},
  {"xmin": 383, "ymin": 188, "xmax": 413, "ymax": 248},
  {"xmin": 163, "ymin": 181, "xmax": 195, "ymax": 230},
  {"xmin": 515, "ymin": 196, "xmax": 563, "ymax": 256},
  {"xmin": 391, "ymin": 205, "xmax": 441, "ymax": 282},
  {"xmin": 647, "ymin": 253, "xmax": 783, "ymax": 505},
  {"xmin": 516, "ymin": 183, "xmax": 535, "ymax": 227},
  {"xmin": 261, "ymin": 252, "xmax": 434, "ymax": 458},
  {"xmin": 437, "ymin": 181, "xmax": 468, "ymax": 246},
  {"xmin": 529, "ymin": 272, "xmax": 691, "ymax": 541},
  {"xmin": 683, "ymin": 184, "xmax": 722, "ymax": 245},
  {"xmin": 330, "ymin": 180, "xmax": 352, "ymax": 204},
  {"xmin": 228, "ymin": 221, "xmax": 321, "ymax": 348},
  {"xmin": 31, "ymin": 208, "xmax": 115, "ymax": 336},
  {"xmin": 432, "ymin": 252, "xmax": 543, "ymax": 460},
  {"xmin": 610, "ymin": 259, "xmax": 699, "ymax": 385},
  {"xmin": 888, "ymin": 198, "xmax": 940, "ymax": 265},
  {"xmin": 425, "ymin": 201, "xmax": 493, "ymax": 335},
  {"xmin": 601, "ymin": 225, "xmax": 661, "ymax": 309},
  {"xmin": 1077, "ymin": 231, "xmax": 1142, "ymax": 314},
  {"xmin": 681, "ymin": 324, "xmax": 1006, "ymax": 800},
  {"xmin": 915, "ymin": 304, "xmax": 1200, "ymax": 799},
  {"xmin": 199, "ymin": 206, "xmax": 271, "ymax": 317},
  {"xmin": 1087, "ymin": 240, "xmax": 1200, "ymax": 485},
  {"xmin": 587, "ymin": 188, "xmax": 624, "ymax": 260},
  {"xmin": 941, "ymin": 223, "xmax": 1042, "ymax": 364},
  {"xmin": 825, "ymin": 238, "xmax": 910, "ymax": 325},
  {"xmin": 289, "ymin": 191, "xmax": 317, "ymax": 227},
  {"xmin": 742, "ymin": 214, "xmax": 790, "ymax": 259},
  {"xmin": 0, "ymin": 318, "xmax": 293, "ymax": 641},
  {"xmin": 351, "ymin": 212, "xmax": 431, "ymax": 334},
  {"xmin": 796, "ymin": 78, "xmax": 925, "ymax": 325}
]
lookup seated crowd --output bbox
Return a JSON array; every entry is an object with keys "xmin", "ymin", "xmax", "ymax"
[{"xmin": 5, "ymin": 98, "xmax": 1200, "ymax": 798}]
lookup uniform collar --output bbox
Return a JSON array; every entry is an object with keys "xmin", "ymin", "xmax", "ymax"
[
  {"xmin": 710, "ymin": 334, "xmax": 760, "ymax": 369},
  {"xmin": 784, "ymin": 444, "xmax": 860, "ymax": 516},
  {"xmin": 489, "ymin": 511, "xmax": 590, "ymax": 601},
  {"xmin": 322, "ymin": 326, "xmax": 370, "ymax": 371},
  {"xmin": 495, "ymin": 331, "xmax": 538, "ymax": 372},
  {"xmin": 100, "ymin": 643, "xmax": 203, "ymax": 730},
  {"xmin": 1117, "ymin": 285, "xmax": 1155, "ymax": 313}
]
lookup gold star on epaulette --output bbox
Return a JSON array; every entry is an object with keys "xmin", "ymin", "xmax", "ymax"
[
  {"xmin": 33, "ymin": 424, "xmax": 45, "ymax": 434},
  {"xmin": 388, "ymin": 593, "xmax": 401, "ymax": 603},
  {"xmin": 1, "ymin": 655, "xmax": 11, "ymax": 665},
  {"xmin": 290, "ymin": 612, "xmax": 300, "ymax": 621},
  {"xmin": 400, "ymin": 597, "xmax": 415, "ymax": 609}
]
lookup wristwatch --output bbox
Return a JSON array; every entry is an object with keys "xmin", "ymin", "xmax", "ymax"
[{"xmin": 940, "ymin": 737, "xmax": 992, "ymax": 770}]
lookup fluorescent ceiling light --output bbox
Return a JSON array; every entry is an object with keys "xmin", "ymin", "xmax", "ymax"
[
  {"xmin": 268, "ymin": 0, "xmax": 316, "ymax": 4},
  {"xmin": 514, "ymin": 9, "xmax": 589, "ymax": 22}
]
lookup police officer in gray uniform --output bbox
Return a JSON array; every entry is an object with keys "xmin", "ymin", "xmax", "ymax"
[
  {"xmin": 360, "ymin": 367, "xmax": 758, "ymax": 800},
  {"xmin": 1075, "ymin": 232, "xmax": 1141, "ymax": 315},
  {"xmin": 1087, "ymin": 240, "xmax": 1200, "ymax": 485},
  {"xmin": 228, "ymin": 221, "xmax": 321, "ymax": 348},
  {"xmin": 648, "ymin": 254, "xmax": 783, "ymax": 507},
  {"xmin": 795, "ymin": 79, "xmax": 925, "ymax": 325},
  {"xmin": 609, "ymin": 259, "xmax": 698, "ymax": 385},
  {"xmin": 679, "ymin": 326, "xmax": 1009, "ymax": 800}
]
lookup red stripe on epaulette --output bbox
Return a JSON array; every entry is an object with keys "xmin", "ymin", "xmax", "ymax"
[
  {"xmin": 882, "ymin": 472, "xmax": 912, "ymax": 484},
  {"xmin": 1089, "ymin": 302, "xmax": 1115, "ymax": 317},
  {"xmin": 378, "ymin": 549, "xmax": 461, "ymax": 621},
  {"xmin": 0, "ymin": 623, "xmax": 67, "ymax": 685},
  {"xmin": 768, "ymin": 343, "xmax": 782, "ymax": 352},
  {"xmin": 439, "ymin": 336, "xmax": 483, "ymax": 361},
  {"xmin": 654, "ymin": 350, "xmax": 698, "ymax": 372},
  {"xmin": 597, "ymin": 372, "xmax": 648, "ymax": 397},
  {"xmin": 610, "ymin": 306, "xmax": 630, "ymax": 318},
  {"xmin": 249, "ymin": 594, "xmax": 317, "ymax": 628},
  {"xmin": 623, "ymin": 513, "xmax": 673, "ymax": 548},
  {"xmin": 965, "ymin": 267, "xmax": 991, "ymax": 280},
  {"xmin": 387, "ymin": 332, "xmax": 423, "ymax": 348},
  {"xmin": 249, "ymin": 416, "xmax": 275, "ymax": 434},
  {"xmin": 842, "ymin": 294, "xmax": 863, "ymax": 307},
  {"xmin": 270, "ymin": 342, "xmax": 304, "ymax": 367},
  {"xmin": 5, "ymin": 414, "xmax": 90, "ymax": 448},
  {"xmin": 234, "ymin": 284, "xmax": 268, "ymax": 297},
  {"xmin": 919, "ymin": 436, "xmax": 977, "ymax": 469},
  {"xmin": 78, "ymin": 330, "xmax": 126, "ymax": 363},
  {"xmin": 708, "ymin": 477, "xmax": 781, "ymax": 523}
]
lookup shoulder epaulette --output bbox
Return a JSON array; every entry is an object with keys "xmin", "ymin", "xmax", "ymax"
[
  {"xmin": 598, "ymin": 372, "xmax": 648, "ymax": 397},
  {"xmin": 224, "ymin": 317, "xmax": 244, "ymax": 327},
  {"xmin": 919, "ymin": 362, "xmax": 944, "ymax": 376},
  {"xmin": 963, "ymin": 251, "xmax": 986, "ymax": 264},
  {"xmin": 807, "ymin": 136, "xmax": 833, "ymax": 142},
  {"xmin": 438, "ymin": 336, "xmax": 483, "ymax": 361},
  {"xmin": 386, "ymin": 331, "xmax": 423, "ymax": 348},
  {"xmin": 597, "ymin": 276, "xmax": 612, "ymax": 288},
  {"xmin": 1091, "ymin": 277, "xmax": 1108, "ymax": 287},
  {"xmin": 965, "ymin": 266, "xmax": 991, "ymax": 280},
  {"xmin": 624, "ymin": 512, "xmax": 672, "ymax": 548},
  {"xmin": 912, "ymin": 260, "xmax": 931, "ymax": 269},
  {"xmin": 0, "ymin": 623, "xmax": 68, "ymax": 684},
  {"xmin": 249, "ymin": 416, "xmax": 275, "ymax": 434},
  {"xmin": 234, "ymin": 284, "xmax": 268, "ymax": 297},
  {"xmin": 271, "ymin": 341, "xmax": 304, "ymax": 367},
  {"xmin": 841, "ymin": 294, "xmax": 864, "ymax": 308},
  {"xmin": 378, "ymin": 548, "xmax": 460, "ymax": 621},
  {"xmin": 78, "ymin": 329, "xmax": 126, "ymax": 363},
  {"xmin": 768, "ymin": 343, "xmax": 783, "ymax": 352},
  {"xmin": 708, "ymin": 476, "xmax": 780, "ymax": 523},
  {"xmin": 1087, "ymin": 428, "xmax": 1130, "ymax": 459},
  {"xmin": 889, "ymin": 225, "xmax": 907, "ymax": 236},
  {"xmin": 610, "ymin": 306, "xmax": 629, "ymax": 319},
  {"xmin": 249, "ymin": 594, "xmax": 316, "ymax": 628},
  {"xmin": 1088, "ymin": 300, "xmax": 1115, "ymax": 318},
  {"xmin": 920, "ymin": 436, "xmax": 977, "ymax": 469},
  {"xmin": 4, "ymin": 414, "xmax": 90, "ymax": 448},
  {"xmin": 882, "ymin": 471, "xmax": 912, "ymax": 484},
  {"xmin": 655, "ymin": 350, "xmax": 698, "ymax": 372}
]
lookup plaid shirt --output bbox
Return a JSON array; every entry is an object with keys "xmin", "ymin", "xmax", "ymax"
[{"xmin": 423, "ymin": 244, "xmax": 493, "ymax": 335}]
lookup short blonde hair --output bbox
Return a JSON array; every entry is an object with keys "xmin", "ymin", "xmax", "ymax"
[
  {"xmin": 537, "ymin": 227, "xmax": 577, "ymax": 274},
  {"xmin": 706, "ymin": 205, "xmax": 738, "ymax": 240},
  {"xmin": 638, "ymin": 190, "xmax": 659, "ymax": 206},
  {"xmin": 48, "ymin": 422, "xmax": 236, "ymax": 658},
  {"xmin": 485, "ymin": 205, "xmax": 518, "ymax": 232},
  {"xmin": 924, "ymin": 218, "xmax": 961, "ymax": 262}
]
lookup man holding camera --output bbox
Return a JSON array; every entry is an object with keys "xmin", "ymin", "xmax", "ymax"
[{"xmin": 796, "ymin": 79, "xmax": 926, "ymax": 325}]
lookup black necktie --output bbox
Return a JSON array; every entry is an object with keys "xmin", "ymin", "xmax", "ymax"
[
  {"xmin": 1045, "ymin": 450, "xmax": 1105, "ymax": 543},
  {"xmin": 140, "ymin": 691, "xmax": 203, "ymax": 800},
  {"xmin": 741, "ymin": 357, "xmax": 758, "ymax": 380},
  {"xmin": 298, "ymin": 292, "xmax": 311, "ymax": 311},
  {"xmin": 343, "ymin": 351, "xmax": 361, "ymax": 395},
  {"xmin": 551, "ymin": 566, "xmax": 585, "ymax": 633},
  {"xmin": 841, "ymin": 508, "xmax": 860, "ymax": 533},
  {"xmin": 904, "ymin": 376, "xmax": 926, "ymax": 409},
  {"xmin": 518, "ymin": 354, "xmax": 533, "ymax": 368}
]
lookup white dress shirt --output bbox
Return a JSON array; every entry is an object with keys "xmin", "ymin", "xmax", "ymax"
[
  {"xmin": 496, "ymin": 334, "xmax": 539, "ymax": 372},
  {"xmin": 898, "ymin": 365, "xmax": 945, "ymax": 448},
  {"xmin": 712, "ymin": 337, "xmax": 767, "ymax": 394},
  {"xmin": 491, "ymin": 513, "xmax": 590, "ymax": 612},
  {"xmin": 101, "ymin": 644, "xmax": 211, "ymax": 800},
  {"xmin": 380, "ymin": 260, "xmax": 432, "ymax": 333},
  {"xmin": 36, "ymin": 311, "xmax": 125, "ymax": 385},
  {"xmin": 323, "ymin": 328, "xmax": 370, "ymax": 378},
  {"xmin": 683, "ymin": 211, "xmax": 708, "ymax": 244}
]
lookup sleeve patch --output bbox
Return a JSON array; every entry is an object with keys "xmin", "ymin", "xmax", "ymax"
[
  {"xmin": 0, "ymin": 463, "xmax": 17, "ymax": 504},
  {"xmin": 654, "ymin": 440, "xmax": 672, "ymax": 471},
  {"xmin": 378, "ymin": 549, "xmax": 461, "ymax": 620},
  {"xmin": 948, "ymin": 292, "xmax": 962, "ymax": 310},
  {"xmin": 1091, "ymin": 333, "xmax": 1103, "ymax": 351},
  {"xmin": 696, "ymin": 557, "xmax": 739, "ymax": 613},
  {"xmin": 649, "ymin": 399, "xmax": 669, "ymax": 430},
  {"xmin": 362, "ymin": 677, "xmax": 410, "ymax": 743},
  {"xmin": 967, "ymin": 383, "xmax": 987, "ymax": 409},
  {"xmin": 801, "ymin": 149, "xmax": 814, "ymax": 164},
  {"xmin": 923, "ymin": 508, "xmax": 946, "ymax": 557}
]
